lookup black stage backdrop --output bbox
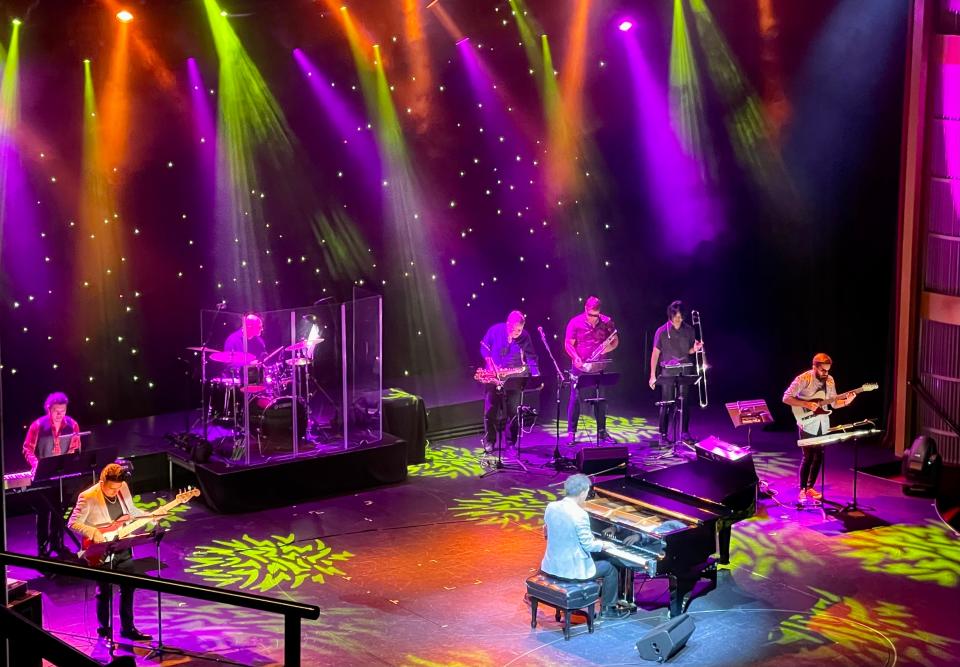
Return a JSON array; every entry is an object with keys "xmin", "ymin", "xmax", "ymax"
[{"xmin": 1, "ymin": 0, "xmax": 906, "ymax": 454}]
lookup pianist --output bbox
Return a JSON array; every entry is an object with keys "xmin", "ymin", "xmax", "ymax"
[
  {"xmin": 22, "ymin": 391, "xmax": 81, "ymax": 557},
  {"xmin": 540, "ymin": 474, "xmax": 629, "ymax": 620}
]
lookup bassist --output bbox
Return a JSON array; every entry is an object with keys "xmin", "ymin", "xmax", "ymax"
[
  {"xmin": 782, "ymin": 353, "xmax": 857, "ymax": 503},
  {"xmin": 67, "ymin": 463, "xmax": 154, "ymax": 643}
]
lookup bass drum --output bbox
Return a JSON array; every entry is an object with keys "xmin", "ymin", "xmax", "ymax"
[{"xmin": 251, "ymin": 396, "xmax": 307, "ymax": 454}]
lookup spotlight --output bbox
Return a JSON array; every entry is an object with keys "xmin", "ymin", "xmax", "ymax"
[
  {"xmin": 116, "ymin": 9, "xmax": 134, "ymax": 22},
  {"xmin": 12, "ymin": 18, "xmax": 22, "ymax": 25},
  {"xmin": 618, "ymin": 20, "xmax": 634, "ymax": 32}
]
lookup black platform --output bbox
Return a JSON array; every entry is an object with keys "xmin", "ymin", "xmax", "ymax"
[{"xmin": 170, "ymin": 434, "xmax": 409, "ymax": 513}]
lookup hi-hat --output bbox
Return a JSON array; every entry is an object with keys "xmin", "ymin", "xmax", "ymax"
[
  {"xmin": 285, "ymin": 338, "xmax": 325, "ymax": 351},
  {"xmin": 210, "ymin": 350, "xmax": 257, "ymax": 364},
  {"xmin": 286, "ymin": 358, "xmax": 310, "ymax": 366},
  {"xmin": 187, "ymin": 346, "xmax": 221, "ymax": 353}
]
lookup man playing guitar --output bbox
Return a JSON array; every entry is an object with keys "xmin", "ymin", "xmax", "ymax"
[
  {"xmin": 564, "ymin": 296, "xmax": 619, "ymax": 445},
  {"xmin": 782, "ymin": 353, "xmax": 871, "ymax": 504},
  {"xmin": 68, "ymin": 463, "xmax": 156, "ymax": 643}
]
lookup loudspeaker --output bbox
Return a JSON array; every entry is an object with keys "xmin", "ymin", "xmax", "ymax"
[
  {"xmin": 902, "ymin": 435, "xmax": 941, "ymax": 495},
  {"xmin": 636, "ymin": 613, "xmax": 695, "ymax": 662},
  {"xmin": 575, "ymin": 446, "xmax": 628, "ymax": 475}
]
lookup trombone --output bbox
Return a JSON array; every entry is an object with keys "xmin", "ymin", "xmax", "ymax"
[{"xmin": 690, "ymin": 310, "xmax": 708, "ymax": 408}]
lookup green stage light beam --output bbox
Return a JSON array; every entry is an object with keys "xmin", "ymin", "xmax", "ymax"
[
  {"xmin": 507, "ymin": 0, "xmax": 544, "ymax": 76},
  {"xmin": 670, "ymin": 0, "xmax": 714, "ymax": 181}
]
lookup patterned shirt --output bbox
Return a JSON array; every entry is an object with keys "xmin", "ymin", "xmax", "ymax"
[{"xmin": 784, "ymin": 370, "xmax": 837, "ymax": 436}]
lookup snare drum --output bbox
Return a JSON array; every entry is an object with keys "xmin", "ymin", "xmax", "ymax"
[{"xmin": 250, "ymin": 395, "xmax": 307, "ymax": 453}]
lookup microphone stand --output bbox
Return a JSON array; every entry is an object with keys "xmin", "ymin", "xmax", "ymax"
[{"xmin": 538, "ymin": 327, "xmax": 577, "ymax": 471}]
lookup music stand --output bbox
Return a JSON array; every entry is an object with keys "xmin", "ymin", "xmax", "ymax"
[
  {"xmin": 574, "ymin": 370, "xmax": 619, "ymax": 446},
  {"xmin": 832, "ymin": 422, "xmax": 879, "ymax": 513},
  {"xmin": 81, "ymin": 530, "xmax": 159, "ymax": 657},
  {"xmin": 481, "ymin": 376, "xmax": 531, "ymax": 477},
  {"xmin": 655, "ymin": 368, "xmax": 698, "ymax": 451},
  {"xmin": 725, "ymin": 399, "xmax": 772, "ymax": 449}
]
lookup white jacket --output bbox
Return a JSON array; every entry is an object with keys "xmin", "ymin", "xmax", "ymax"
[
  {"xmin": 68, "ymin": 481, "xmax": 149, "ymax": 544},
  {"xmin": 540, "ymin": 496, "xmax": 605, "ymax": 580}
]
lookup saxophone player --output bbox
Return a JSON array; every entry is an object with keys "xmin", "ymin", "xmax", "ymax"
[
  {"xmin": 479, "ymin": 311, "xmax": 539, "ymax": 452},
  {"xmin": 564, "ymin": 296, "xmax": 619, "ymax": 444}
]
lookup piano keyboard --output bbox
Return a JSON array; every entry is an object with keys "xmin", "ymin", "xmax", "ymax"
[
  {"xmin": 604, "ymin": 543, "xmax": 658, "ymax": 572},
  {"xmin": 3, "ymin": 471, "xmax": 33, "ymax": 491}
]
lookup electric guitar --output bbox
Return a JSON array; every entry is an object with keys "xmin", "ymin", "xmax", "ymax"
[
  {"xmin": 791, "ymin": 383, "xmax": 878, "ymax": 428},
  {"xmin": 79, "ymin": 488, "xmax": 200, "ymax": 566},
  {"xmin": 473, "ymin": 366, "xmax": 528, "ymax": 385}
]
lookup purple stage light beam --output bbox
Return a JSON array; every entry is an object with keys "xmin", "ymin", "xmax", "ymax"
[
  {"xmin": 292, "ymin": 48, "xmax": 380, "ymax": 183},
  {"xmin": 620, "ymin": 27, "xmax": 721, "ymax": 254}
]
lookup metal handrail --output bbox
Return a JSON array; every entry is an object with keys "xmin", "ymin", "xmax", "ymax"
[
  {"xmin": 0, "ymin": 551, "xmax": 319, "ymax": 666},
  {"xmin": 0, "ymin": 605, "xmax": 135, "ymax": 667}
]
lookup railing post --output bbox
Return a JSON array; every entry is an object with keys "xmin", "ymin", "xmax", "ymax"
[{"xmin": 284, "ymin": 614, "xmax": 301, "ymax": 667}]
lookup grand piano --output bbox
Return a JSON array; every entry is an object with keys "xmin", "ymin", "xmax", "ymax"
[{"xmin": 584, "ymin": 442, "xmax": 759, "ymax": 616}]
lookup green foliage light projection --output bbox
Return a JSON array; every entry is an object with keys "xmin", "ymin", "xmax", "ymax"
[
  {"xmin": 774, "ymin": 588, "xmax": 960, "ymax": 665},
  {"xmin": 131, "ymin": 494, "xmax": 191, "ymax": 530},
  {"xmin": 450, "ymin": 487, "xmax": 557, "ymax": 530},
  {"xmin": 408, "ymin": 444, "xmax": 485, "ymax": 479},
  {"xmin": 728, "ymin": 521, "xmax": 820, "ymax": 578},
  {"xmin": 185, "ymin": 532, "xmax": 353, "ymax": 593},
  {"xmin": 835, "ymin": 520, "xmax": 960, "ymax": 588},
  {"xmin": 564, "ymin": 414, "xmax": 660, "ymax": 442}
]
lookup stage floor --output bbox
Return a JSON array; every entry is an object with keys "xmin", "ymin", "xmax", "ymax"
[{"xmin": 5, "ymin": 403, "xmax": 960, "ymax": 666}]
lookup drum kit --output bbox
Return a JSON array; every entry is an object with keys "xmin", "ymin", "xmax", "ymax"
[{"xmin": 188, "ymin": 338, "xmax": 321, "ymax": 454}]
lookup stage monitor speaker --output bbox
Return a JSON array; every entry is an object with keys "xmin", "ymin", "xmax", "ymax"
[
  {"xmin": 902, "ymin": 435, "xmax": 941, "ymax": 495},
  {"xmin": 636, "ymin": 612, "xmax": 695, "ymax": 663},
  {"xmin": 576, "ymin": 446, "xmax": 628, "ymax": 476}
]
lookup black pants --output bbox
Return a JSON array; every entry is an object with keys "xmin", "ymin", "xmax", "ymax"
[
  {"xmin": 29, "ymin": 492, "xmax": 63, "ymax": 556},
  {"xmin": 594, "ymin": 559, "xmax": 620, "ymax": 608},
  {"xmin": 567, "ymin": 382, "xmax": 607, "ymax": 435},
  {"xmin": 799, "ymin": 445, "xmax": 825, "ymax": 489},
  {"xmin": 657, "ymin": 376, "xmax": 690, "ymax": 437},
  {"xmin": 483, "ymin": 386, "xmax": 522, "ymax": 445},
  {"xmin": 97, "ymin": 549, "xmax": 137, "ymax": 634}
]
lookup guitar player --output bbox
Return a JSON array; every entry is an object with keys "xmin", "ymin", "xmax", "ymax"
[
  {"xmin": 782, "ymin": 353, "xmax": 857, "ymax": 504},
  {"xmin": 67, "ymin": 462, "xmax": 155, "ymax": 643},
  {"xmin": 480, "ymin": 310, "xmax": 539, "ymax": 453}
]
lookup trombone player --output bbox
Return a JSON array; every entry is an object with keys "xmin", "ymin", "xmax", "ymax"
[{"xmin": 649, "ymin": 301, "xmax": 703, "ymax": 446}]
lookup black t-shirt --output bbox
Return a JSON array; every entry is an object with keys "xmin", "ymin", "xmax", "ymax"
[
  {"xmin": 106, "ymin": 496, "xmax": 125, "ymax": 522},
  {"xmin": 654, "ymin": 322, "xmax": 695, "ymax": 367}
]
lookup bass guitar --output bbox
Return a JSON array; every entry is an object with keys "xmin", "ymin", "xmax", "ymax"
[
  {"xmin": 80, "ymin": 487, "xmax": 200, "ymax": 566},
  {"xmin": 791, "ymin": 383, "xmax": 878, "ymax": 429}
]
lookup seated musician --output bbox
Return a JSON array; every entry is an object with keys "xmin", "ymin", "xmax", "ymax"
[
  {"xmin": 782, "ymin": 353, "xmax": 856, "ymax": 504},
  {"xmin": 67, "ymin": 463, "xmax": 154, "ymax": 643},
  {"xmin": 541, "ymin": 474, "xmax": 629, "ymax": 620},
  {"xmin": 564, "ymin": 296, "xmax": 619, "ymax": 445},
  {"xmin": 22, "ymin": 391, "xmax": 81, "ymax": 557},
  {"xmin": 648, "ymin": 301, "xmax": 702, "ymax": 446},
  {"xmin": 223, "ymin": 313, "xmax": 267, "ymax": 367},
  {"xmin": 479, "ymin": 310, "xmax": 538, "ymax": 453}
]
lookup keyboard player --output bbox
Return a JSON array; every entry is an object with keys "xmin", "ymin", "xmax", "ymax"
[
  {"xmin": 21, "ymin": 391, "xmax": 81, "ymax": 557},
  {"xmin": 540, "ymin": 474, "xmax": 630, "ymax": 620}
]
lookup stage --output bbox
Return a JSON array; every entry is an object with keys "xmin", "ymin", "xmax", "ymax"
[{"xmin": 5, "ymin": 401, "xmax": 959, "ymax": 666}]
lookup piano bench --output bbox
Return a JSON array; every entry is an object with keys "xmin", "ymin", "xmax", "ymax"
[{"xmin": 525, "ymin": 573, "xmax": 600, "ymax": 640}]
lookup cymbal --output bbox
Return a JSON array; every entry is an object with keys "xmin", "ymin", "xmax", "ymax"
[
  {"xmin": 285, "ymin": 338, "xmax": 325, "ymax": 351},
  {"xmin": 187, "ymin": 346, "xmax": 221, "ymax": 353},
  {"xmin": 239, "ymin": 384, "xmax": 267, "ymax": 394},
  {"xmin": 210, "ymin": 350, "xmax": 257, "ymax": 364},
  {"xmin": 285, "ymin": 358, "xmax": 310, "ymax": 366}
]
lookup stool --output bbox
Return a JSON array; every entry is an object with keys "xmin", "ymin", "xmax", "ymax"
[{"xmin": 525, "ymin": 573, "xmax": 599, "ymax": 640}]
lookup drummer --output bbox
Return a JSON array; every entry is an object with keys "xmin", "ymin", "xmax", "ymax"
[{"xmin": 222, "ymin": 313, "xmax": 267, "ymax": 368}]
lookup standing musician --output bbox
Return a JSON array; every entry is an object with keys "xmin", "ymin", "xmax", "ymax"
[
  {"xmin": 540, "ymin": 474, "xmax": 628, "ymax": 620},
  {"xmin": 648, "ymin": 301, "xmax": 702, "ymax": 446},
  {"xmin": 564, "ymin": 296, "xmax": 619, "ymax": 445},
  {"xmin": 67, "ymin": 463, "xmax": 155, "ymax": 643},
  {"xmin": 479, "ymin": 311, "xmax": 539, "ymax": 453},
  {"xmin": 22, "ymin": 391, "xmax": 81, "ymax": 557},
  {"xmin": 782, "ymin": 353, "xmax": 856, "ymax": 504}
]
